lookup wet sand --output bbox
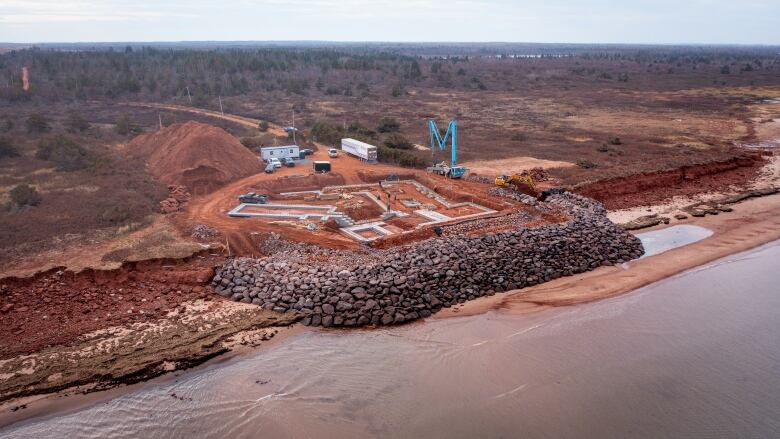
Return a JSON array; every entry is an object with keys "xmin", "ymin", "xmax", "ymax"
[
  {"xmin": 0, "ymin": 300, "xmax": 301, "ymax": 419},
  {"xmin": 3, "ymin": 240, "xmax": 780, "ymax": 438},
  {"xmin": 0, "ymin": 319, "xmax": 308, "ymax": 429},
  {"xmin": 435, "ymin": 192, "xmax": 780, "ymax": 317}
]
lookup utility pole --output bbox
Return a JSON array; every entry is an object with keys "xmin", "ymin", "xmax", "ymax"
[
  {"xmin": 292, "ymin": 108, "xmax": 296, "ymax": 145},
  {"xmin": 186, "ymin": 86, "xmax": 192, "ymax": 105},
  {"xmin": 158, "ymin": 113, "xmax": 162, "ymax": 130},
  {"xmin": 218, "ymin": 96, "xmax": 224, "ymax": 116}
]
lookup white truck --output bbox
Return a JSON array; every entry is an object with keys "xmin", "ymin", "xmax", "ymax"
[{"xmin": 341, "ymin": 138, "xmax": 378, "ymax": 162}]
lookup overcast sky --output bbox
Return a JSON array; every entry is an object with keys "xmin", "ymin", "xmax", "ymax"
[{"xmin": 1, "ymin": 0, "xmax": 778, "ymax": 44}]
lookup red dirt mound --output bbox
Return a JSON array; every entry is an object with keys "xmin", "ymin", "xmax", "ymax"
[{"xmin": 126, "ymin": 121, "xmax": 262, "ymax": 195}]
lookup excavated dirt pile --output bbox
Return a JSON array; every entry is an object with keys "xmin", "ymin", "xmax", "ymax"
[
  {"xmin": 212, "ymin": 193, "xmax": 644, "ymax": 327},
  {"xmin": 126, "ymin": 121, "xmax": 262, "ymax": 195}
]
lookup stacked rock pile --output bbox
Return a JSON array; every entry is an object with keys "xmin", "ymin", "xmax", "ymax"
[{"xmin": 212, "ymin": 193, "xmax": 644, "ymax": 327}]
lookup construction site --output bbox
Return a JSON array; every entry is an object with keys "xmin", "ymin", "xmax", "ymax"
[
  {"xmin": 1, "ymin": 74, "xmax": 778, "ymax": 406},
  {"xmin": 172, "ymin": 117, "xmax": 573, "ymax": 254},
  {"xmin": 157, "ymin": 118, "xmax": 642, "ymax": 328}
]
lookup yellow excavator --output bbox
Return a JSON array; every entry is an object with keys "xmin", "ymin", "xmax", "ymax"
[{"xmin": 495, "ymin": 174, "xmax": 538, "ymax": 196}]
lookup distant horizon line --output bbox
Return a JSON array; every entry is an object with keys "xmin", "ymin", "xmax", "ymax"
[{"xmin": 1, "ymin": 40, "xmax": 779, "ymax": 48}]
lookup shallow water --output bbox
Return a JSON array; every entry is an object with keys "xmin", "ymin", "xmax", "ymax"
[
  {"xmin": 2, "ymin": 241, "xmax": 780, "ymax": 439},
  {"xmin": 636, "ymin": 224, "xmax": 713, "ymax": 257}
]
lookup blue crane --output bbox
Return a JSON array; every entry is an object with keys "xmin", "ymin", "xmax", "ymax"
[{"xmin": 427, "ymin": 119, "xmax": 466, "ymax": 179}]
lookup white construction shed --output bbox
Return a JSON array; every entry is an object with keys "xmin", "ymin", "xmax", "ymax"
[
  {"xmin": 260, "ymin": 145, "xmax": 299, "ymax": 161},
  {"xmin": 341, "ymin": 138, "xmax": 378, "ymax": 162}
]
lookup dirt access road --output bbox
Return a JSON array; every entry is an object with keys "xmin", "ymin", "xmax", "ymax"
[{"xmin": 126, "ymin": 102, "xmax": 284, "ymax": 135}]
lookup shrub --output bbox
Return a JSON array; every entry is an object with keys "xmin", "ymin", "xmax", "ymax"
[
  {"xmin": 510, "ymin": 132, "xmax": 528, "ymax": 142},
  {"xmin": 311, "ymin": 121, "xmax": 343, "ymax": 144},
  {"xmin": 36, "ymin": 135, "xmax": 91, "ymax": 171},
  {"xmin": 99, "ymin": 204, "xmax": 132, "ymax": 225},
  {"xmin": 597, "ymin": 143, "xmax": 610, "ymax": 153},
  {"xmin": 26, "ymin": 113, "xmax": 50, "ymax": 133},
  {"xmin": 258, "ymin": 120, "xmax": 269, "ymax": 132},
  {"xmin": 9, "ymin": 184, "xmax": 42, "ymax": 207},
  {"xmin": 377, "ymin": 117, "xmax": 400, "ymax": 133},
  {"xmin": 0, "ymin": 119, "xmax": 13, "ymax": 133},
  {"xmin": 0, "ymin": 137, "xmax": 20, "ymax": 158},
  {"xmin": 576, "ymin": 159, "xmax": 598, "ymax": 169},
  {"xmin": 608, "ymin": 136, "xmax": 622, "ymax": 145},
  {"xmin": 377, "ymin": 145, "xmax": 426, "ymax": 168},
  {"xmin": 347, "ymin": 123, "xmax": 377, "ymax": 140},
  {"xmin": 65, "ymin": 113, "xmax": 90, "ymax": 133},
  {"xmin": 115, "ymin": 114, "xmax": 142, "ymax": 136},
  {"xmin": 240, "ymin": 136, "xmax": 263, "ymax": 149},
  {"xmin": 161, "ymin": 113, "xmax": 176, "ymax": 127},
  {"xmin": 383, "ymin": 133, "xmax": 412, "ymax": 150}
]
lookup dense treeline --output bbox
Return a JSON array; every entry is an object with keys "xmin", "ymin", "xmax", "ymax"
[
  {"xmin": 0, "ymin": 47, "xmax": 421, "ymax": 102},
  {"xmin": 1, "ymin": 45, "xmax": 778, "ymax": 104}
]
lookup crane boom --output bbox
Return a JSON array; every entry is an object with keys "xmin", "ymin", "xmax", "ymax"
[
  {"xmin": 427, "ymin": 119, "xmax": 466, "ymax": 178},
  {"xmin": 428, "ymin": 119, "xmax": 458, "ymax": 167}
]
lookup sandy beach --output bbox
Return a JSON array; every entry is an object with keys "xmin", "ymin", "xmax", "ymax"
[{"xmin": 436, "ymin": 192, "xmax": 780, "ymax": 318}]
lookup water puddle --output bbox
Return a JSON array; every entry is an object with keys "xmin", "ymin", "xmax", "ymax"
[{"xmin": 636, "ymin": 224, "xmax": 713, "ymax": 257}]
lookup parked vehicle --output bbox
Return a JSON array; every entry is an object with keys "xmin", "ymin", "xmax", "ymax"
[
  {"xmin": 328, "ymin": 148, "xmax": 339, "ymax": 158},
  {"xmin": 264, "ymin": 162, "xmax": 276, "ymax": 173},
  {"xmin": 341, "ymin": 138, "xmax": 378, "ymax": 161},
  {"xmin": 269, "ymin": 157, "xmax": 282, "ymax": 169},
  {"xmin": 301, "ymin": 148, "xmax": 314, "ymax": 156},
  {"xmin": 279, "ymin": 157, "xmax": 296, "ymax": 168},
  {"xmin": 313, "ymin": 161, "xmax": 331, "ymax": 173},
  {"xmin": 238, "ymin": 192, "xmax": 269, "ymax": 204}
]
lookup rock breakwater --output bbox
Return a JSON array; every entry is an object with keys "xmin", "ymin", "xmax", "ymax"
[{"xmin": 212, "ymin": 193, "xmax": 644, "ymax": 327}]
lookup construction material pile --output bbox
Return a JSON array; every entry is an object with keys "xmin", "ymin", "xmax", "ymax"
[
  {"xmin": 159, "ymin": 185, "xmax": 191, "ymax": 214},
  {"xmin": 521, "ymin": 167, "xmax": 550, "ymax": 182},
  {"xmin": 212, "ymin": 193, "xmax": 644, "ymax": 327},
  {"xmin": 126, "ymin": 121, "xmax": 261, "ymax": 194}
]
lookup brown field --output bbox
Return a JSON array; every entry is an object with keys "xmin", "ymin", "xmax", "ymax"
[{"xmin": 1, "ymin": 44, "xmax": 780, "ymax": 406}]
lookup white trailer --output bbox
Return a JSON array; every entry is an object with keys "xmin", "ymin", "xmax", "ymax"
[
  {"xmin": 260, "ymin": 145, "xmax": 300, "ymax": 162},
  {"xmin": 341, "ymin": 138, "xmax": 378, "ymax": 162}
]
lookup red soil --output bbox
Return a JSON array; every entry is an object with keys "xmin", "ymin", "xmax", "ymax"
[
  {"xmin": 575, "ymin": 155, "xmax": 763, "ymax": 210},
  {"xmin": 126, "ymin": 121, "xmax": 262, "ymax": 195},
  {"xmin": 0, "ymin": 254, "xmax": 222, "ymax": 359}
]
